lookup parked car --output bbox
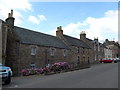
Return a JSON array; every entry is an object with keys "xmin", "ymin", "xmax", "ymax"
[
  {"xmin": 100, "ymin": 58, "xmax": 113, "ymax": 63},
  {"xmin": 0, "ymin": 63, "xmax": 12, "ymax": 84},
  {"xmin": 109, "ymin": 58, "xmax": 117, "ymax": 63},
  {"xmin": 113, "ymin": 58, "xmax": 120, "ymax": 63}
]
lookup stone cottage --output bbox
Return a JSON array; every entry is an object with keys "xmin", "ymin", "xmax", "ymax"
[
  {"xmin": 56, "ymin": 26, "xmax": 91, "ymax": 65},
  {"xmin": 1, "ymin": 10, "xmax": 90, "ymax": 76},
  {"xmin": 80, "ymin": 31, "xmax": 105, "ymax": 63}
]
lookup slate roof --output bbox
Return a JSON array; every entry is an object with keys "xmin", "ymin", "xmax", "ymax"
[
  {"xmin": 13, "ymin": 26, "xmax": 68, "ymax": 49},
  {"xmin": 104, "ymin": 41, "xmax": 120, "ymax": 47},
  {"xmin": 86, "ymin": 38, "xmax": 93, "ymax": 42},
  {"xmin": 87, "ymin": 38, "xmax": 103, "ymax": 46},
  {"xmin": 63, "ymin": 35, "xmax": 90, "ymax": 48},
  {"xmin": 102, "ymin": 44, "xmax": 108, "ymax": 48}
]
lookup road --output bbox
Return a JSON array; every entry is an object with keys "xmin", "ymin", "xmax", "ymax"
[{"xmin": 3, "ymin": 63, "xmax": 118, "ymax": 88}]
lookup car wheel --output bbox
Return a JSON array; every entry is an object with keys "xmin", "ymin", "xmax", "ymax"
[
  {"xmin": 100, "ymin": 61, "xmax": 102, "ymax": 63},
  {"xmin": 4, "ymin": 73, "xmax": 11, "ymax": 85},
  {"xmin": 114, "ymin": 61, "xmax": 117, "ymax": 63}
]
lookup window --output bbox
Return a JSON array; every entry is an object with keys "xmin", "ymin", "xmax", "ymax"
[
  {"xmin": 88, "ymin": 57, "xmax": 90, "ymax": 63},
  {"xmin": 30, "ymin": 62, "xmax": 36, "ymax": 69},
  {"xmin": 77, "ymin": 56, "xmax": 80, "ymax": 64},
  {"xmin": 63, "ymin": 49, "xmax": 67, "ymax": 56},
  {"xmin": 77, "ymin": 47, "xmax": 79, "ymax": 53},
  {"xmin": 94, "ymin": 44, "xmax": 96, "ymax": 51},
  {"xmin": 83, "ymin": 48, "xmax": 84, "ymax": 54},
  {"xmin": 31, "ymin": 47, "xmax": 36, "ymax": 55},
  {"xmin": 98, "ymin": 46, "xmax": 100, "ymax": 51},
  {"xmin": 95, "ymin": 55, "xmax": 96, "ymax": 61},
  {"xmin": 50, "ymin": 48, "xmax": 56, "ymax": 56},
  {"xmin": 87, "ymin": 49, "xmax": 89, "ymax": 54}
]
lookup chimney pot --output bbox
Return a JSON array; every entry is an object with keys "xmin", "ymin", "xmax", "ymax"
[
  {"xmin": 59, "ymin": 26, "xmax": 62, "ymax": 30},
  {"xmin": 11, "ymin": 10, "xmax": 13, "ymax": 17},
  {"xmin": 56, "ymin": 26, "xmax": 63, "ymax": 36},
  {"xmin": 6, "ymin": 10, "xmax": 15, "ymax": 27},
  {"xmin": 8, "ymin": 13, "xmax": 11, "ymax": 18}
]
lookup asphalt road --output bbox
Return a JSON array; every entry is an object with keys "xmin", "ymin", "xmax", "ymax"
[{"xmin": 3, "ymin": 63, "xmax": 118, "ymax": 88}]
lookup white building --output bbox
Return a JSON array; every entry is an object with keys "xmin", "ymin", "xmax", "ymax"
[
  {"xmin": 104, "ymin": 46, "xmax": 112, "ymax": 58},
  {"xmin": 0, "ymin": 20, "xmax": 2, "ymax": 63}
]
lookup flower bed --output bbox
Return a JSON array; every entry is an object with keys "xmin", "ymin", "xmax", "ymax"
[
  {"xmin": 21, "ymin": 68, "xmax": 44, "ymax": 76},
  {"xmin": 21, "ymin": 62, "xmax": 72, "ymax": 76},
  {"xmin": 51, "ymin": 62, "xmax": 71, "ymax": 73}
]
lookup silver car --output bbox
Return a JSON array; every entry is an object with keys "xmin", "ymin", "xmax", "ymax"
[{"xmin": 0, "ymin": 64, "xmax": 12, "ymax": 84}]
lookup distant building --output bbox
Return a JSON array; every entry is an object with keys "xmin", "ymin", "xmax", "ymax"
[
  {"xmin": 80, "ymin": 32, "xmax": 105, "ymax": 63},
  {"xmin": 103, "ymin": 39, "xmax": 120, "ymax": 58},
  {"xmin": 104, "ymin": 46, "xmax": 112, "ymax": 58}
]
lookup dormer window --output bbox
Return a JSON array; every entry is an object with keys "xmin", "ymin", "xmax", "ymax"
[{"xmin": 31, "ymin": 47, "xmax": 36, "ymax": 55}]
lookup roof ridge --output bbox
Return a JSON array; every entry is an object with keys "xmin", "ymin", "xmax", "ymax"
[
  {"xmin": 63, "ymin": 34, "xmax": 90, "ymax": 48},
  {"xmin": 14, "ymin": 26, "xmax": 58, "ymax": 39},
  {"xmin": 86, "ymin": 38, "xmax": 93, "ymax": 41},
  {"xmin": 63, "ymin": 34, "xmax": 81, "ymax": 41}
]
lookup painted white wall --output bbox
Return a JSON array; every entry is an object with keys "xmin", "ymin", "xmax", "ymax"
[
  {"xmin": 0, "ymin": 20, "xmax": 2, "ymax": 64},
  {"xmin": 104, "ymin": 48, "xmax": 112, "ymax": 58}
]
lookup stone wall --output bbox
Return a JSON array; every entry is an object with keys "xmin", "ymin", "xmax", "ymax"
[
  {"xmin": 5, "ymin": 27, "xmax": 19, "ymax": 76},
  {"xmin": 17, "ymin": 44, "xmax": 74, "ymax": 75},
  {"xmin": 80, "ymin": 38, "xmax": 94, "ymax": 63},
  {"xmin": 8, "ymin": 42, "xmax": 90, "ymax": 76}
]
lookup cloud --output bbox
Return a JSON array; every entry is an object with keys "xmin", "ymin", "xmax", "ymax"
[
  {"xmin": 0, "ymin": 0, "xmax": 32, "ymax": 25},
  {"xmin": 38, "ymin": 15, "xmax": 47, "ymax": 21},
  {"xmin": 28, "ymin": 15, "xmax": 47, "ymax": 25},
  {"xmin": 84, "ymin": 10, "xmax": 118, "ymax": 41},
  {"xmin": 50, "ymin": 10, "xmax": 118, "ymax": 42},
  {"xmin": 28, "ymin": 16, "xmax": 40, "ymax": 25}
]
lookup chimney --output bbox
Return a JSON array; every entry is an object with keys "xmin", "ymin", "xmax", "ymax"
[
  {"xmin": 5, "ymin": 10, "xmax": 15, "ymax": 27},
  {"xmin": 105, "ymin": 39, "xmax": 109, "ymax": 42},
  {"xmin": 80, "ymin": 31, "xmax": 86, "ymax": 40},
  {"xmin": 94, "ymin": 37, "xmax": 98, "ymax": 42},
  {"xmin": 56, "ymin": 26, "xmax": 63, "ymax": 37}
]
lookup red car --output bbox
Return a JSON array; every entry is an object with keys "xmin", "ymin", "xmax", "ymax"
[{"xmin": 100, "ymin": 58, "xmax": 114, "ymax": 63}]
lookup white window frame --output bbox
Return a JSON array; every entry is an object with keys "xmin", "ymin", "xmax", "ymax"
[
  {"xmin": 98, "ymin": 44, "xmax": 100, "ymax": 51},
  {"xmin": 30, "ymin": 62, "xmax": 36, "ymax": 69},
  {"xmin": 50, "ymin": 48, "xmax": 56, "ymax": 56},
  {"xmin": 95, "ymin": 55, "xmax": 96, "ymax": 61},
  {"xmin": 31, "ymin": 47, "xmax": 36, "ymax": 55}
]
